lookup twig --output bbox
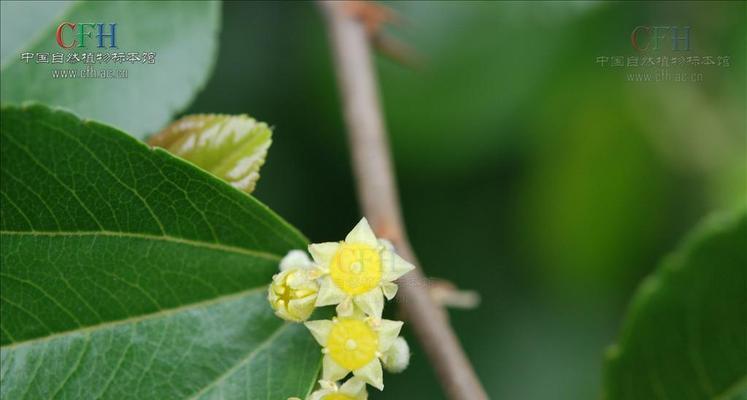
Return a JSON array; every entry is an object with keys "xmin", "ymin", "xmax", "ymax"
[
  {"xmin": 318, "ymin": 2, "xmax": 489, "ymax": 399},
  {"xmin": 430, "ymin": 279, "xmax": 481, "ymax": 310}
]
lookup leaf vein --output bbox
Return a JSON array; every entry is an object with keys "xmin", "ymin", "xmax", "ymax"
[
  {"xmin": 186, "ymin": 323, "xmax": 289, "ymax": 400},
  {"xmin": 39, "ymin": 120, "xmax": 168, "ymax": 236},
  {"xmin": 2, "ymin": 132, "xmax": 106, "ymax": 231},
  {"xmin": 0, "ymin": 273, "xmax": 83, "ymax": 327}
]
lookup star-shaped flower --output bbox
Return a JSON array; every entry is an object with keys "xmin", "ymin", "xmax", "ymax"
[
  {"xmin": 308, "ymin": 377, "xmax": 368, "ymax": 400},
  {"xmin": 305, "ymin": 314, "xmax": 403, "ymax": 390},
  {"xmin": 308, "ymin": 218, "xmax": 414, "ymax": 318}
]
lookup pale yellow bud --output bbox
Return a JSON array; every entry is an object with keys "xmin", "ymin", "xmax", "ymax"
[
  {"xmin": 268, "ymin": 268, "xmax": 318, "ymax": 322},
  {"xmin": 381, "ymin": 336, "xmax": 410, "ymax": 373}
]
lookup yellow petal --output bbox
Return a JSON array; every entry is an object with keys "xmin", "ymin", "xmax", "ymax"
[
  {"xmin": 307, "ymin": 266, "xmax": 325, "ymax": 280},
  {"xmin": 339, "ymin": 376, "xmax": 368, "ymax": 397},
  {"xmin": 316, "ymin": 276, "xmax": 348, "ymax": 307},
  {"xmin": 318, "ymin": 380, "xmax": 338, "ymax": 391},
  {"xmin": 309, "ymin": 242, "xmax": 340, "ymax": 265},
  {"xmin": 336, "ymin": 297, "xmax": 354, "ymax": 317},
  {"xmin": 308, "ymin": 388, "xmax": 333, "ymax": 400},
  {"xmin": 304, "ymin": 320, "xmax": 333, "ymax": 346},
  {"xmin": 376, "ymin": 319, "xmax": 403, "ymax": 353},
  {"xmin": 353, "ymin": 288, "xmax": 384, "ymax": 319},
  {"xmin": 378, "ymin": 239, "xmax": 394, "ymax": 251},
  {"xmin": 287, "ymin": 296, "xmax": 316, "ymax": 321},
  {"xmin": 348, "ymin": 307, "xmax": 367, "ymax": 320},
  {"xmin": 381, "ymin": 282, "xmax": 398, "ymax": 300},
  {"xmin": 345, "ymin": 218, "xmax": 378, "ymax": 246},
  {"xmin": 382, "ymin": 252, "xmax": 415, "ymax": 282},
  {"xmin": 323, "ymin": 354, "xmax": 350, "ymax": 381},
  {"xmin": 267, "ymin": 286, "xmax": 279, "ymax": 303},
  {"xmin": 286, "ymin": 269, "xmax": 314, "ymax": 289},
  {"xmin": 353, "ymin": 358, "xmax": 384, "ymax": 390}
]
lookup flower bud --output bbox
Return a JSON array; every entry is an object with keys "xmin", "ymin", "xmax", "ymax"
[
  {"xmin": 268, "ymin": 268, "xmax": 318, "ymax": 322},
  {"xmin": 381, "ymin": 336, "xmax": 410, "ymax": 373},
  {"xmin": 280, "ymin": 249, "xmax": 314, "ymax": 272}
]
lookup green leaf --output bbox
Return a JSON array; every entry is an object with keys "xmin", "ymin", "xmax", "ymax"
[
  {"xmin": 0, "ymin": 1, "xmax": 71, "ymax": 61},
  {"xmin": 0, "ymin": 104, "xmax": 320, "ymax": 399},
  {"xmin": 603, "ymin": 211, "xmax": 747, "ymax": 400},
  {"xmin": 0, "ymin": 1, "xmax": 221, "ymax": 138},
  {"xmin": 149, "ymin": 115, "xmax": 272, "ymax": 194}
]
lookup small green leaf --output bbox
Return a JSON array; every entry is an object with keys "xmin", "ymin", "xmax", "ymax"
[
  {"xmin": 149, "ymin": 115, "xmax": 272, "ymax": 194},
  {"xmin": 0, "ymin": 1, "xmax": 221, "ymax": 138},
  {"xmin": 0, "ymin": 104, "xmax": 320, "ymax": 399},
  {"xmin": 603, "ymin": 211, "xmax": 747, "ymax": 400}
]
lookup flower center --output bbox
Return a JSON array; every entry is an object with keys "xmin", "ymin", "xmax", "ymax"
[
  {"xmin": 324, "ymin": 394, "xmax": 355, "ymax": 400},
  {"xmin": 330, "ymin": 243, "xmax": 382, "ymax": 295},
  {"xmin": 327, "ymin": 319, "xmax": 378, "ymax": 371}
]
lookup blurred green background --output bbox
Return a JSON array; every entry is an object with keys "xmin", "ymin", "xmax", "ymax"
[{"xmin": 186, "ymin": 1, "xmax": 746, "ymax": 398}]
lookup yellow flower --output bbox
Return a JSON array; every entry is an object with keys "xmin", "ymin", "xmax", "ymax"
[
  {"xmin": 308, "ymin": 378, "xmax": 368, "ymax": 400},
  {"xmin": 308, "ymin": 218, "xmax": 414, "ymax": 318},
  {"xmin": 305, "ymin": 314, "xmax": 403, "ymax": 390},
  {"xmin": 268, "ymin": 251, "xmax": 318, "ymax": 322}
]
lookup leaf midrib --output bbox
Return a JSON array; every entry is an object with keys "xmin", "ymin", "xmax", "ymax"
[
  {"xmin": 1, "ymin": 229, "xmax": 281, "ymax": 349},
  {"xmin": 0, "ymin": 285, "xmax": 269, "ymax": 351},
  {"xmin": 0, "ymin": 230, "xmax": 281, "ymax": 261}
]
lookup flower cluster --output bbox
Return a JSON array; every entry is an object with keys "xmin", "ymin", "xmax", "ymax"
[{"xmin": 269, "ymin": 218, "xmax": 414, "ymax": 398}]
